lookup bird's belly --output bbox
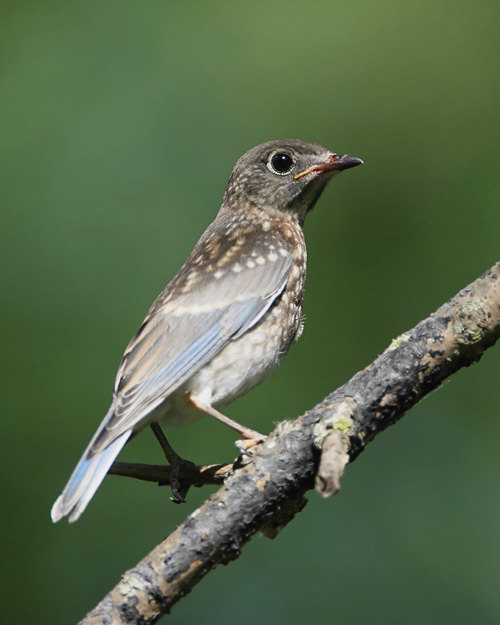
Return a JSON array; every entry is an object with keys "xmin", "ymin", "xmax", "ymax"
[
  {"xmin": 156, "ymin": 294, "xmax": 303, "ymax": 428},
  {"xmin": 197, "ymin": 288, "xmax": 304, "ymax": 407},
  {"xmin": 194, "ymin": 329, "xmax": 284, "ymax": 406},
  {"xmin": 156, "ymin": 332, "xmax": 284, "ymax": 428}
]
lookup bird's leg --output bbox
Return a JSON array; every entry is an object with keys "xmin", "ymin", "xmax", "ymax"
[
  {"xmin": 187, "ymin": 392, "xmax": 266, "ymax": 451},
  {"xmin": 150, "ymin": 422, "xmax": 181, "ymax": 466},
  {"xmin": 150, "ymin": 423, "xmax": 193, "ymax": 503}
]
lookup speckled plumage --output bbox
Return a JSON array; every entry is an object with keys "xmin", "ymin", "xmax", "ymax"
[{"xmin": 51, "ymin": 139, "xmax": 362, "ymax": 522}]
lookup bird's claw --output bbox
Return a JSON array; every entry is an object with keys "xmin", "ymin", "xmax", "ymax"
[
  {"xmin": 169, "ymin": 457, "xmax": 195, "ymax": 503},
  {"xmin": 235, "ymin": 435, "xmax": 266, "ymax": 454}
]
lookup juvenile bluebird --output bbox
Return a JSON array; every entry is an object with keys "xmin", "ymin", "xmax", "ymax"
[{"xmin": 51, "ymin": 139, "xmax": 362, "ymax": 523}]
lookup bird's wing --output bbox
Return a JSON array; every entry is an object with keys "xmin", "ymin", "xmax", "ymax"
[{"xmin": 89, "ymin": 228, "xmax": 294, "ymax": 454}]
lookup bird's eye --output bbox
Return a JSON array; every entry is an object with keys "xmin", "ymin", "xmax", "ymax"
[{"xmin": 268, "ymin": 152, "xmax": 295, "ymax": 175}]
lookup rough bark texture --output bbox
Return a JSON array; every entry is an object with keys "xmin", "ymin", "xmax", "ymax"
[{"xmin": 80, "ymin": 262, "xmax": 500, "ymax": 625}]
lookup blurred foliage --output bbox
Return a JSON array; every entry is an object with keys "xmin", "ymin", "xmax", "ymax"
[{"xmin": 2, "ymin": 1, "xmax": 500, "ymax": 623}]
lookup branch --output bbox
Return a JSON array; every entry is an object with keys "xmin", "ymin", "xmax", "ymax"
[
  {"xmin": 80, "ymin": 262, "xmax": 500, "ymax": 625},
  {"xmin": 108, "ymin": 461, "xmax": 232, "ymax": 487}
]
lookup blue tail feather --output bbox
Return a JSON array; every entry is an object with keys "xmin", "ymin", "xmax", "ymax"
[{"xmin": 51, "ymin": 431, "xmax": 131, "ymax": 523}]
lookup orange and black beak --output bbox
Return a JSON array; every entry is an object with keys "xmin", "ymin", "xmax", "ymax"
[{"xmin": 294, "ymin": 153, "xmax": 363, "ymax": 180}]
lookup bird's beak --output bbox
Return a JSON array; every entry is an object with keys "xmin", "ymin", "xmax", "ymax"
[{"xmin": 294, "ymin": 153, "xmax": 364, "ymax": 180}]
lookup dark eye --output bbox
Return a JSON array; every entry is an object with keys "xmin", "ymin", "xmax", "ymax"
[{"xmin": 269, "ymin": 152, "xmax": 295, "ymax": 175}]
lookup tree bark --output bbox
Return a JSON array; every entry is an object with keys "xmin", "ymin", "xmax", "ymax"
[{"xmin": 80, "ymin": 261, "xmax": 500, "ymax": 625}]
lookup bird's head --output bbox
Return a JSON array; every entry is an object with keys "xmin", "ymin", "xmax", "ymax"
[{"xmin": 221, "ymin": 139, "xmax": 363, "ymax": 225}]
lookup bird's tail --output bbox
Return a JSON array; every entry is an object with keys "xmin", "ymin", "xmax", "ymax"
[{"xmin": 50, "ymin": 430, "xmax": 131, "ymax": 523}]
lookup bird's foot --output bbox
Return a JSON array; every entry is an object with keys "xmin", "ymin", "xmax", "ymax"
[
  {"xmin": 235, "ymin": 430, "xmax": 266, "ymax": 453},
  {"xmin": 169, "ymin": 456, "xmax": 196, "ymax": 503}
]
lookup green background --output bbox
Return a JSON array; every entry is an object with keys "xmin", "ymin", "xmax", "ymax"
[{"xmin": 2, "ymin": 1, "xmax": 500, "ymax": 623}]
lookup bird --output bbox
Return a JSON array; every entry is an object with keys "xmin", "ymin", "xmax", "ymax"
[{"xmin": 51, "ymin": 139, "xmax": 363, "ymax": 523}]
